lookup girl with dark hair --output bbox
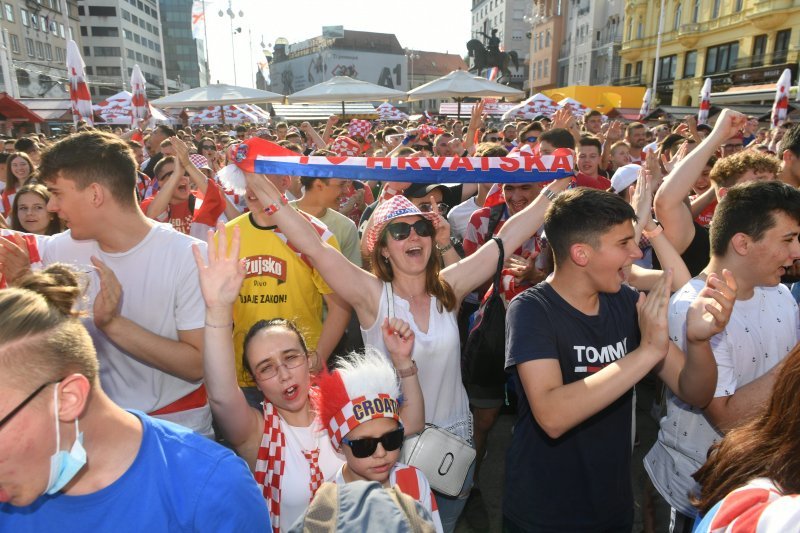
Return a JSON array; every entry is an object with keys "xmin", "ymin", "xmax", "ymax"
[
  {"xmin": 193, "ymin": 223, "xmax": 423, "ymax": 533},
  {"xmin": 9, "ymin": 183, "xmax": 62, "ymax": 235},
  {"xmin": 0, "ymin": 152, "xmax": 35, "ymax": 216},
  {"xmin": 692, "ymin": 342, "xmax": 800, "ymax": 531}
]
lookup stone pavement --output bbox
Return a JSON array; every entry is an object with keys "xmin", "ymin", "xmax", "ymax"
[{"xmin": 455, "ymin": 376, "xmax": 672, "ymax": 533}]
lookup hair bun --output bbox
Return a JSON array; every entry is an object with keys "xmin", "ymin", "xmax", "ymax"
[{"xmin": 17, "ymin": 264, "xmax": 82, "ymax": 316}]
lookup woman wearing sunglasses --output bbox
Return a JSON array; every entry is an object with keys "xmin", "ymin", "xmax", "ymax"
[
  {"xmin": 193, "ymin": 222, "xmax": 424, "ymax": 532},
  {"xmin": 243, "ymin": 169, "xmax": 572, "ymax": 531},
  {"xmin": 315, "ymin": 349, "xmax": 442, "ymax": 533}
]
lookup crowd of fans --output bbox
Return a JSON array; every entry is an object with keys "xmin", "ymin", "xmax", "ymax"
[{"xmin": 1, "ymin": 102, "xmax": 800, "ymax": 532}]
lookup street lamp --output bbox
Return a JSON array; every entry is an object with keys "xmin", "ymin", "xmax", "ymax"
[
  {"xmin": 219, "ymin": 0, "xmax": 244, "ymax": 85},
  {"xmin": 405, "ymin": 49, "xmax": 420, "ymax": 112}
]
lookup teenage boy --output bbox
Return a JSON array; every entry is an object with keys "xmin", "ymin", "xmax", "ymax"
[
  {"xmin": 503, "ymin": 187, "xmax": 736, "ymax": 531},
  {"xmin": 645, "ymin": 180, "xmax": 800, "ymax": 532},
  {"xmin": 575, "ymin": 136, "xmax": 611, "ymax": 189}
]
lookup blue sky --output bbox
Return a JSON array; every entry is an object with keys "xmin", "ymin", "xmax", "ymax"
[{"xmin": 200, "ymin": 0, "xmax": 472, "ymax": 86}]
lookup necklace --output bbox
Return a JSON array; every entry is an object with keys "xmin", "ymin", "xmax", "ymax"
[{"xmin": 391, "ymin": 283, "xmax": 427, "ymax": 303}]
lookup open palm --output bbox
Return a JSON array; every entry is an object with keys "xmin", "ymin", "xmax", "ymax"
[{"xmin": 192, "ymin": 221, "xmax": 246, "ymax": 309}]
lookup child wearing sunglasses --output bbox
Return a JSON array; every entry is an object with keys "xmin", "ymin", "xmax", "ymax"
[{"xmin": 313, "ymin": 344, "xmax": 443, "ymax": 533}]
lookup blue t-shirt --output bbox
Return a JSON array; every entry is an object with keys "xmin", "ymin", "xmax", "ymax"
[
  {"xmin": 503, "ymin": 282, "xmax": 640, "ymax": 531},
  {"xmin": 1, "ymin": 411, "xmax": 270, "ymax": 533}
]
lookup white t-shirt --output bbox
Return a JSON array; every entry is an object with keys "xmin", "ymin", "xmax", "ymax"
[
  {"xmin": 447, "ymin": 196, "xmax": 479, "ymax": 241},
  {"xmin": 645, "ymin": 280, "xmax": 799, "ymax": 516},
  {"xmin": 37, "ymin": 224, "xmax": 213, "ymax": 435},
  {"xmin": 279, "ymin": 420, "xmax": 343, "ymax": 530}
]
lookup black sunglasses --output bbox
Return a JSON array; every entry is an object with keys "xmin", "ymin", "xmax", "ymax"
[
  {"xmin": 0, "ymin": 381, "xmax": 59, "ymax": 429},
  {"xmin": 201, "ymin": 144, "xmax": 216, "ymax": 150},
  {"xmin": 341, "ymin": 426, "xmax": 404, "ymax": 458},
  {"xmin": 385, "ymin": 219, "xmax": 433, "ymax": 241}
]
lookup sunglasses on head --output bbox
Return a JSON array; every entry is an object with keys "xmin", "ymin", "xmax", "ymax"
[
  {"xmin": 341, "ymin": 426, "xmax": 404, "ymax": 458},
  {"xmin": 385, "ymin": 219, "xmax": 434, "ymax": 241}
]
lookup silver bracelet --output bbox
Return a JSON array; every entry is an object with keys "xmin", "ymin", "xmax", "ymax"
[{"xmin": 540, "ymin": 188, "xmax": 559, "ymax": 202}]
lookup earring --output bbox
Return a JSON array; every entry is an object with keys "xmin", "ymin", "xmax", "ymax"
[{"xmin": 383, "ymin": 256, "xmax": 390, "ymax": 264}]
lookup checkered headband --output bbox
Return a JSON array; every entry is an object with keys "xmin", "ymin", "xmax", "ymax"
[
  {"xmin": 312, "ymin": 350, "xmax": 402, "ymax": 450},
  {"xmin": 329, "ymin": 136, "xmax": 361, "ymax": 157},
  {"xmin": 348, "ymin": 119, "xmax": 372, "ymax": 138}
]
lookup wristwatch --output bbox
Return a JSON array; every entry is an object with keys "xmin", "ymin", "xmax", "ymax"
[
  {"xmin": 540, "ymin": 188, "xmax": 559, "ymax": 202},
  {"xmin": 396, "ymin": 360, "xmax": 418, "ymax": 378}
]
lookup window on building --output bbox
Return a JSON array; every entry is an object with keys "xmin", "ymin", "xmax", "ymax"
[
  {"xmin": 135, "ymin": 52, "xmax": 143, "ymax": 62},
  {"xmin": 544, "ymin": 58, "xmax": 549, "ymax": 76},
  {"xmin": 127, "ymin": 49, "xmax": 135, "ymax": 59},
  {"xmin": 131, "ymin": 15, "xmax": 138, "ymax": 24},
  {"xmin": 734, "ymin": 0, "xmax": 743, "ymax": 12},
  {"xmin": 84, "ymin": 66, "xmax": 93, "ymax": 75},
  {"xmin": 44, "ymin": 43, "xmax": 52, "ymax": 60},
  {"xmin": 692, "ymin": 0, "xmax": 699, "ymax": 22},
  {"xmin": 636, "ymin": 18, "xmax": 643, "ymax": 39},
  {"xmin": 55, "ymin": 46, "xmax": 62, "ymax": 62},
  {"xmin": 144, "ymin": 5, "xmax": 150, "ymax": 16},
  {"xmin": 122, "ymin": 9, "xmax": 130, "ymax": 21},
  {"xmin": 17, "ymin": 70, "xmax": 29, "ymax": 87},
  {"xmin": 83, "ymin": 46, "xmax": 91, "ymax": 56},
  {"xmin": 25, "ymin": 38, "xmax": 35, "ymax": 57},
  {"xmin": 88, "ymin": 6, "xmax": 116, "ymax": 16},
  {"xmin": 124, "ymin": 29, "xmax": 133, "ymax": 40},
  {"xmin": 4, "ymin": 3, "xmax": 12, "ymax": 22},
  {"xmin": 9, "ymin": 34, "xmax": 19, "ymax": 54},
  {"xmin": 627, "ymin": 18, "xmax": 633, "ymax": 40},
  {"xmin": 752, "ymin": 34, "xmax": 767, "ymax": 66},
  {"xmin": 674, "ymin": 2, "xmax": 682, "ymax": 30},
  {"xmin": 36, "ymin": 41, "xmax": 44, "ymax": 59},
  {"xmin": 712, "ymin": 0, "xmax": 720, "ymax": 18},
  {"xmin": 30, "ymin": 13, "xmax": 37, "ymax": 29},
  {"xmin": 635, "ymin": 61, "xmax": 643, "ymax": 76},
  {"xmin": 59, "ymin": 24, "xmax": 64, "ymax": 38},
  {"xmin": 139, "ymin": 18, "xmax": 145, "ymax": 29},
  {"xmin": 20, "ymin": 8, "xmax": 27, "ymax": 26},
  {"xmin": 133, "ymin": 34, "xmax": 140, "ymax": 44},
  {"xmin": 97, "ymin": 66, "xmax": 122, "ymax": 76},
  {"xmin": 92, "ymin": 26, "xmax": 119, "ymax": 37},
  {"xmin": 40, "ymin": 16, "xmax": 47, "ymax": 32},
  {"xmin": 684, "ymin": 50, "xmax": 697, "ymax": 77},
  {"xmin": 705, "ymin": 41, "xmax": 738, "ymax": 74},
  {"xmin": 659, "ymin": 54, "xmax": 678, "ymax": 80},
  {"xmin": 94, "ymin": 46, "xmax": 121, "ymax": 57},
  {"xmin": 80, "ymin": 26, "xmax": 87, "ymax": 36},
  {"xmin": 77, "ymin": 5, "xmax": 84, "ymax": 15},
  {"xmin": 51, "ymin": 20, "xmax": 57, "ymax": 35},
  {"xmin": 624, "ymin": 63, "xmax": 632, "ymax": 78},
  {"xmin": 774, "ymin": 29, "xmax": 791, "ymax": 63},
  {"xmin": 513, "ymin": 9, "xmax": 523, "ymax": 20},
  {"xmin": 546, "ymin": 30, "xmax": 551, "ymax": 47}
]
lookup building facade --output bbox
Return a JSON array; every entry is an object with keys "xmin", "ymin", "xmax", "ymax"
[
  {"xmin": 0, "ymin": 0, "xmax": 81, "ymax": 99},
  {"xmin": 527, "ymin": 0, "xmax": 564, "ymax": 92},
  {"xmin": 78, "ymin": 0, "xmax": 167, "ymax": 99},
  {"xmin": 158, "ymin": 0, "xmax": 206, "ymax": 89},
  {"xmin": 557, "ymin": 0, "xmax": 624, "ymax": 87},
  {"xmin": 470, "ymin": 0, "xmax": 533, "ymax": 89},
  {"xmin": 406, "ymin": 50, "xmax": 468, "ymax": 113},
  {"xmin": 618, "ymin": 0, "xmax": 800, "ymax": 106}
]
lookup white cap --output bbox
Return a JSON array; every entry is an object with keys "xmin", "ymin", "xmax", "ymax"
[{"xmin": 610, "ymin": 164, "xmax": 641, "ymax": 193}]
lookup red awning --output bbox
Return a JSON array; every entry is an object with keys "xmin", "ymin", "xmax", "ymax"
[{"xmin": 0, "ymin": 92, "xmax": 44, "ymax": 123}]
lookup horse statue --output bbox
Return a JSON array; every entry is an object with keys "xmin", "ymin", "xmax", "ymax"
[{"xmin": 467, "ymin": 33, "xmax": 519, "ymax": 85}]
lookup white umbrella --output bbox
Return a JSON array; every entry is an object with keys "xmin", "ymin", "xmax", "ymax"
[
  {"xmin": 698, "ymin": 78, "xmax": 712, "ymax": 125},
  {"xmin": 189, "ymin": 105, "xmax": 259, "ymax": 125},
  {"xmin": 639, "ymin": 88, "xmax": 652, "ymax": 121},
  {"xmin": 407, "ymin": 69, "xmax": 524, "ymax": 117},
  {"xmin": 557, "ymin": 97, "xmax": 590, "ymax": 117},
  {"xmin": 150, "ymin": 84, "xmax": 284, "ymax": 108},
  {"xmin": 130, "ymin": 64, "xmax": 150, "ymax": 127},
  {"xmin": 66, "ymin": 39, "xmax": 93, "ymax": 126},
  {"xmin": 240, "ymin": 103, "xmax": 271, "ymax": 124},
  {"xmin": 287, "ymin": 76, "xmax": 406, "ymax": 115},
  {"xmin": 501, "ymin": 93, "xmax": 559, "ymax": 121},
  {"xmin": 377, "ymin": 102, "xmax": 408, "ymax": 121},
  {"xmin": 93, "ymin": 91, "xmax": 172, "ymax": 125},
  {"xmin": 771, "ymin": 68, "xmax": 792, "ymax": 128}
]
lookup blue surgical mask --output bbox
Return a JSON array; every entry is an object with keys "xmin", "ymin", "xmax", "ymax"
[{"xmin": 44, "ymin": 384, "xmax": 87, "ymax": 495}]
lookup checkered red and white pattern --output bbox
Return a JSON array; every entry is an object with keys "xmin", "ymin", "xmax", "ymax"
[
  {"xmin": 188, "ymin": 153, "xmax": 211, "ymax": 170},
  {"xmin": 254, "ymin": 401, "xmax": 286, "ymax": 533},
  {"xmin": 329, "ymin": 136, "xmax": 361, "ymax": 157},
  {"xmin": 327, "ymin": 393, "xmax": 399, "ymax": 450},
  {"xmin": 365, "ymin": 194, "xmax": 439, "ymax": 253},
  {"xmin": 417, "ymin": 124, "xmax": 445, "ymax": 138},
  {"xmin": 304, "ymin": 449, "xmax": 324, "ymax": 497},
  {"xmin": 347, "ymin": 119, "xmax": 372, "ymax": 139},
  {"xmin": 392, "ymin": 464, "xmax": 443, "ymax": 533}
]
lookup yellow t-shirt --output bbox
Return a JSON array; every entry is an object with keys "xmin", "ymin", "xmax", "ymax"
[{"xmin": 225, "ymin": 212, "xmax": 339, "ymax": 386}]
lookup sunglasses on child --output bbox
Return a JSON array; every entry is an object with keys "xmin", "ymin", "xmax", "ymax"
[
  {"xmin": 341, "ymin": 426, "xmax": 404, "ymax": 458},
  {"xmin": 384, "ymin": 219, "xmax": 434, "ymax": 241}
]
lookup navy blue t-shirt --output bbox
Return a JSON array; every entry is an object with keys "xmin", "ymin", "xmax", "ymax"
[
  {"xmin": 1, "ymin": 411, "xmax": 270, "ymax": 533},
  {"xmin": 504, "ymin": 282, "xmax": 640, "ymax": 532}
]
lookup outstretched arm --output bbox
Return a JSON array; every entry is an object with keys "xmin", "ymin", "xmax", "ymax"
[{"xmin": 244, "ymin": 171, "xmax": 383, "ymax": 325}]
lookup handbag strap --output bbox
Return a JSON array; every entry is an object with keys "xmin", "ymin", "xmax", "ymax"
[
  {"xmin": 386, "ymin": 282, "xmax": 395, "ymax": 319},
  {"xmin": 491, "ymin": 237, "xmax": 505, "ymax": 289}
]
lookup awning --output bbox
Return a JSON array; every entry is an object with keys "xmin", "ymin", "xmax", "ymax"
[
  {"xmin": 645, "ymin": 105, "xmax": 720, "ymax": 121},
  {"xmin": 711, "ymin": 83, "xmax": 799, "ymax": 104},
  {"xmin": 271, "ymin": 103, "xmax": 377, "ymax": 120},
  {"xmin": 17, "ymin": 98, "xmax": 73, "ymax": 121},
  {"xmin": 0, "ymin": 93, "xmax": 44, "ymax": 123},
  {"xmin": 606, "ymin": 107, "xmax": 642, "ymax": 121}
]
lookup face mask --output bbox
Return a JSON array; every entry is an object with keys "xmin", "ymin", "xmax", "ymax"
[{"xmin": 44, "ymin": 384, "xmax": 87, "ymax": 495}]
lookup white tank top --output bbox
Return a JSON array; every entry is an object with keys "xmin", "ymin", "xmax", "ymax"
[{"xmin": 361, "ymin": 282, "xmax": 471, "ymax": 441}]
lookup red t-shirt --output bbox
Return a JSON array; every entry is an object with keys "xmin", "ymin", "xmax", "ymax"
[{"xmin": 574, "ymin": 172, "xmax": 611, "ymax": 190}]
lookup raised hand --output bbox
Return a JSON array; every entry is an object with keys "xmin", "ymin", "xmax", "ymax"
[
  {"xmin": 711, "ymin": 109, "xmax": 747, "ymax": 141},
  {"xmin": 91, "ymin": 256, "xmax": 122, "ymax": 330},
  {"xmin": 637, "ymin": 269, "xmax": 673, "ymax": 360},
  {"xmin": 686, "ymin": 269, "xmax": 737, "ymax": 343},
  {"xmin": 630, "ymin": 167, "xmax": 653, "ymax": 227},
  {"xmin": 169, "ymin": 135, "xmax": 191, "ymax": 166},
  {"xmin": 381, "ymin": 317, "xmax": 415, "ymax": 365},
  {"xmin": 606, "ymin": 120, "xmax": 623, "ymax": 143},
  {"xmin": 192, "ymin": 221, "xmax": 245, "ymax": 310},
  {"xmin": 0, "ymin": 234, "xmax": 32, "ymax": 285},
  {"xmin": 430, "ymin": 195, "xmax": 451, "ymax": 246}
]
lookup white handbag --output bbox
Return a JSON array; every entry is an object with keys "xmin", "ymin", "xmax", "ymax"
[{"xmin": 401, "ymin": 425, "xmax": 476, "ymax": 498}]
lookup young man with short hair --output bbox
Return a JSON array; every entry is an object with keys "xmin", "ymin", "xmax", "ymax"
[
  {"xmin": 625, "ymin": 122, "xmax": 647, "ymax": 164},
  {"xmin": 575, "ymin": 135, "xmax": 610, "ymax": 189},
  {"xmin": 645, "ymin": 180, "xmax": 800, "ymax": 532},
  {"xmin": 0, "ymin": 131, "xmax": 213, "ymax": 436},
  {"xmin": 583, "ymin": 110, "xmax": 603, "ymax": 135},
  {"xmin": 503, "ymin": 187, "xmax": 735, "ymax": 532},
  {"xmin": 778, "ymin": 123, "xmax": 800, "ymax": 187}
]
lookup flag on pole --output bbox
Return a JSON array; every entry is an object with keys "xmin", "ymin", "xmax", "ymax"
[
  {"xmin": 638, "ymin": 88, "xmax": 652, "ymax": 120},
  {"xmin": 66, "ymin": 39, "xmax": 93, "ymax": 126},
  {"xmin": 129, "ymin": 64, "xmax": 151, "ymax": 127},
  {"xmin": 257, "ymin": 60, "xmax": 271, "ymax": 86},
  {"xmin": 771, "ymin": 68, "xmax": 792, "ymax": 129},
  {"xmin": 191, "ymin": 0, "xmax": 206, "ymax": 40},
  {"xmin": 698, "ymin": 78, "xmax": 712, "ymax": 126}
]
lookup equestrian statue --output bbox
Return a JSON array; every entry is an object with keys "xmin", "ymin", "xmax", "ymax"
[{"xmin": 467, "ymin": 28, "xmax": 519, "ymax": 84}]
